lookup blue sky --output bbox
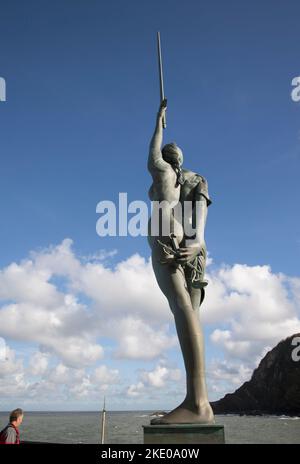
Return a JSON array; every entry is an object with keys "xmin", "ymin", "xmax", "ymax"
[{"xmin": 0, "ymin": 0, "xmax": 300, "ymax": 412}]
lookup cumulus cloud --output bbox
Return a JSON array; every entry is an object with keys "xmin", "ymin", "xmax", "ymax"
[
  {"xmin": 207, "ymin": 358, "xmax": 253, "ymax": 394},
  {"xmin": 0, "ymin": 337, "xmax": 6, "ymax": 362},
  {"xmin": 0, "ymin": 300, "xmax": 104, "ymax": 367},
  {"xmin": 0, "ymin": 347, "xmax": 28, "ymax": 399},
  {"xmin": 126, "ymin": 362, "xmax": 183, "ymax": 399},
  {"xmin": 0, "ymin": 239, "xmax": 299, "ymax": 407},
  {"xmin": 28, "ymin": 352, "xmax": 49, "ymax": 376},
  {"xmin": 91, "ymin": 365, "xmax": 119, "ymax": 385},
  {"xmin": 140, "ymin": 364, "xmax": 181, "ymax": 388},
  {"xmin": 73, "ymin": 253, "xmax": 170, "ymax": 322},
  {"xmin": 0, "ymin": 345, "xmax": 120, "ymax": 406},
  {"xmin": 0, "ymin": 239, "xmax": 174, "ymax": 370},
  {"xmin": 127, "ymin": 381, "xmax": 144, "ymax": 398},
  {"xmin": 205, "ymin": 263, "xmax": 300, "ymax": 360},
  {"xmin": 111, "ymin": 318, "xmax": 177, "ymax": 360},
  {"xmin": 0, "ymin": 346, "xmax": 23, "ymax": 378}
]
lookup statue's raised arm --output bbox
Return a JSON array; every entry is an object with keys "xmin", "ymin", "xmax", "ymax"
[{"xmin": 147, "ymin": 99, "xmax": 168, "ymax": 174}]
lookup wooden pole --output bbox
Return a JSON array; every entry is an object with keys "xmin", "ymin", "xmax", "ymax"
[{"xmin": 101, "ymin": 397, "xmax": 106, "ymax": 444}]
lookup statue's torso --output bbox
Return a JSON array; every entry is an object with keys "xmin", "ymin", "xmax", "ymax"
[
  {"xmin": 148, "ymin": 165, "xmax": 183, "ymax": 247},
  {"xmin": 148, "ymin": 165, "xmax": 181, "ymax": 203},
  {"xmin": 148, "ymin": 167, "xmax": 202, "ymax": 203}
]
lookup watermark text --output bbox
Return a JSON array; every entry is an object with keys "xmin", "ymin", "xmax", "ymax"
[
  {"xmin": 96, "ymin": 193, "xmax": 204, "ymax": 244},
  {"xmin": 0, "ymin": 77, "xmax": 6, "ymax": 102},
  {"xmin": 0, "ymin": 337, "xmax": 6, "ymax": 361},
  {"xmin": 291, "ymin": 76, "xmax": 300, "ymax": 102},
  {"xmin": 291, "ymin": 336, "xmax": 300, "ymax": 362}
]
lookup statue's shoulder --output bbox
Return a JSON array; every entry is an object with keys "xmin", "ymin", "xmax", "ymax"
[
  {"xmin": 183, "ymin": 169, "xmax": 207, "ymax": 186},
  {"xmin": 195, "ymin": 173, "xmax": 209, "ymax": 187},
  {"xmin": 195, "ymin": 173, "xmax": 207, "ymax": 181},
  {"xmin": 181, "ymin": 170, "xmax": 211, "ymax": 204}
]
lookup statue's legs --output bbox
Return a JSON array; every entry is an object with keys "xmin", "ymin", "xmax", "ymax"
[{"xmin": 150, "ymin": 256, "xmax": 214, "ymax": 424}]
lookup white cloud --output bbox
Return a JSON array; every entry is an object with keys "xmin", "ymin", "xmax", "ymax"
[
  {"xmin": 72, "ymin": 253, "xmax": 170, "ymax": 322},
  {"xmin": 0, "ymin": 239, "xmax": 173, "ymax": 367},
  {"xmin": 0, "ymin": 261, "xmax": 61, "ymax": 307},
  {"xmin": 0, "ymin": 345, "xmax": 121, "ymax": 406},
  {"xmin": 207, "ymin": 358, "xmax": 253, "ymax": 397},
  {"xmin": 126, "ymin": 362, "xmax": 183, "ymax": 400},
  {"xmin": 0, "ymin": 346, "xmax": 23, "ymax": 378},
  {"xmin": 0, "ymin": 301, "xmax": 104, "ymax": 367},
  {"xmin": 80, "ymin": 249, "xmax": 118, "ymax": 262},
  {"xmin": 0, "ymin": 337, "xmax": 6, "ymax": 362},
  {"xmin": 111, "ymin": 318, "xmax": 176, "ymax": 360},
  {"xmin": 28, "ymin": 352, "xmax": 49, "ymax": 376},
  {"xmin": 91, "ymin": 365, "xmax": 119, "ymax": 385},
  {"xmin": 0, "ymin": 237, "xmax": 177, "ymax": 406},
  {"xmin": 0, "ymin": 239, "xmax": 299, "ymax": 407},
  {"xmin": 127, "ymin": 381, "xmax": 144, "ymax": 398},
  {"xmin": 205, "ymin": 263, "xmax": 300, "ymax": 361},
  {"xmin": 0, "ymin": 347, "xmax": 28, "ymax": 399},
  {"xmin": 141, "ymin": 364, "xmax": 181, "ymax": 388}
]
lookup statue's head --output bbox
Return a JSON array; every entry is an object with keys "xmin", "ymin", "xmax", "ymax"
[{"xmin": 162, "ymin": 142, "xmax": 183, "ymax": 167}]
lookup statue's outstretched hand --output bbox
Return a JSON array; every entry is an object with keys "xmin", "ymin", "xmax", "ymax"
[{"xmin": 158, "ymin": 98, "xmax": 167, "ymax": 118}]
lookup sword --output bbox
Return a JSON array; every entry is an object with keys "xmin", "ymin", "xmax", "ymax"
[{"xmin": 157, "ymin": 31, "xmax": 167, "ymax": 129}]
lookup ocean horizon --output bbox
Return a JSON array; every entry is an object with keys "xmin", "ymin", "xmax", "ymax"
[{"xmin": 1, "ymin": 410, "xmax": 299, "ymax": 444}]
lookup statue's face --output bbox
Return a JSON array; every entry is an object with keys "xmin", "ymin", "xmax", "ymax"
[{"xmin": 162, "ymin": 143, "xmax": 183, "ymax": 166}]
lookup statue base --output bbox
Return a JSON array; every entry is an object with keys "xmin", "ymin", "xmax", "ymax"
[{"xmin": 143, "ymin": 424, "xmax": 225, "ymax": 444}]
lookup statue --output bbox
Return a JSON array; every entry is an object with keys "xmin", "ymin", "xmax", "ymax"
[
  {"xmin": 146, "ymin": 34, "xmax": 214, "ymax": 425},
  {"xmin": 147, "ymin": 99, "xmax": 214, "ymax": 425}
]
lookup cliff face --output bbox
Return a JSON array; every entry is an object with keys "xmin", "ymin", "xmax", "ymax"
[{"xmin": 211, "ymin": 334, "xmax": 300, "ymax": 416}]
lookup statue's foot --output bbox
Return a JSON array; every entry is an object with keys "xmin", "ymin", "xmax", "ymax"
[{"xmin": 150, "ymin": 400, "xmax": 214, "ymax": 425}]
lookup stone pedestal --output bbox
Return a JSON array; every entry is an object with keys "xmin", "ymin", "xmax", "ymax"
[{"xmin": 143, "ymin": 424, "xmax": 225, "ymax": 444}]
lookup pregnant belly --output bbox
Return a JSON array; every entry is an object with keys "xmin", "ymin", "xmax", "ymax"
[{"xmin": 147, "ymin": 213, "xmax": 184, "ymax": 251}]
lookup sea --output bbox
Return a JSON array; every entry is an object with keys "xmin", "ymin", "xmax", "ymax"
[{"xmin": 0, "ymin": 411, "xmax": 299, "ymax": 444}]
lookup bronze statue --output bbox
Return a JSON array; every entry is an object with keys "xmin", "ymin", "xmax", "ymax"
[
  {"xmin": 145, "ymin": 33, "xmax": 214, "ymax": 425},
  {"xmin": 147, "ymin": 97, "xmax": 214, "ymax": 424}
]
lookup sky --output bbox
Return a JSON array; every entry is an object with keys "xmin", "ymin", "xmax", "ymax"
[{"xmin": 0, "ymin": 0, "xmax": 300, "ymax": 412}]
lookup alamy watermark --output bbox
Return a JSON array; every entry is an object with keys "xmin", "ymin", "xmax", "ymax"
[
  {"xmin": 291, "ymin": 76, "xmax": 300, "ymax": 102},
  {"xmin": 0, "ymin": 77, "xmax": 6, "ymax": 102},
  {"xmin": 0, "ymin": 337, "xmax": 6, "ymax": 361},
  {"xmin": 291, "ymin": 336, "xmax": 300, "ymax": 362},
  {"xmin": 96, "ymin": 193, "xmax": 204, "ymax": 245}
]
